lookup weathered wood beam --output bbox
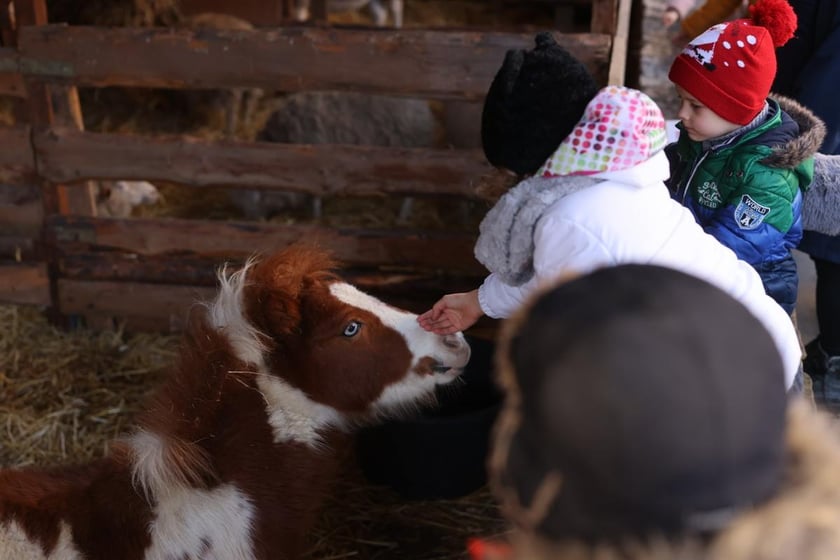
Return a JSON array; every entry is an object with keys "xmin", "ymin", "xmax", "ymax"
[
  {"xmin": 0, "ymin": 125, "xmax": 35, "ymax": 183},
  {"xmin": 0, "ymin": 262, "xmax": 49, "ymax": 305},
  {"xmin": 45, "ymin": 215, "xmax": 485, "ymax": 274},
  {"xmin": 607, "ymin": 0, "xmax": 632, "ymax": 85},
  {"xmin": 58, "ymin": 252, "xmax": 483, "ymax": 294},
  {"xmin": 33, "ymin": 127, "xmax": 491, "ymax": 196},
  {"xmin": 57, "ymin": 269, "xmax": 487, "ymax": 333},
  {"xmin": 58, "ymin": 278, "xmax": 214, "ymax": 332},
  {"xmin": 17, "ymin": 26, "xmax": 612, "ymax": 96},
  {"xmin": 591, "ymin": 0, "xmax": 617, "ymax": 34},
  {"xmin": 0, "ymin": 46, "xmax": 25, "ymax": 96}
]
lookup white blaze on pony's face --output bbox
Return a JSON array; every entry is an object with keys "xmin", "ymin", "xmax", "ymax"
[
  {"xmin": 210, "ymin": 247, "xmax": 471, "ymax": 447},
  {"xmin": 328, "ymin": 282, "xmax": 471, "ymax": 412}
]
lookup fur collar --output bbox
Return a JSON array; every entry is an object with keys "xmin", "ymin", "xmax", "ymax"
[
  {"xmin": 765, "ymin": 95, "xmax": 825, "ymax": 169},
  {"xmin": 773, "ymin": 94, "xmax": 840, "ymax": 235},
  {"xmin": 706, "ymin": 93, "xmax": 838, "ymax": 236}
]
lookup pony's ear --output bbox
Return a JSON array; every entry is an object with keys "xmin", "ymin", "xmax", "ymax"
[
  {"xmin": 242, "ymin": 244, "xmax": 339, "ymax": 340},
  {"xmin": 244, "ymin": 263, "xmax": 304, "ymax": 340}
]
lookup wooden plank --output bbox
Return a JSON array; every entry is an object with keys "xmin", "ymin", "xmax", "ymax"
[
  {"xmin": 0, "ymin": 125, "xmax": 35, "ymax": 183},
  {"xmin": 607, "ymin": 0, "xmax": 632, "ymax": 85},
  {"xmin": 45, "ymin": 215, "xmax": 485, "ymax": 274},
  {"xmin": 60, "ymin": 253, "xmax": 221, "ymax": 286},
  {"xmin": 46, "ymin": 85, "xmax": 97, "ymax": 215},
  {"xmin": 17, "ymin": 26, "xmax": 612, "ymax": 97},
  {"xmin": 57, "ymin": 271, "xmax": 489, "ymax": 333},
  {"xmin": 59, "ymin": 252, "xmax": 485, "ymax": 292},
  {"xmin": 0, "ymin": 261, "xmax": 49, "ymax": 305},
  {"xmin": 58, "ymin": 278, "xmax": 215, "ymax": 332},
  {"xmin": 0, "ymin": 46, "xmax": 18, "ymax": 72},
  {"xmin": 0, "ymin": 186, "xmax": 42, "ymax": 237},
  {"xmin": 33, "ymin": 127, "xmax": 491, "ymax": 196},
  {"xmin": 0, "ymin": 46, "xmax": 25, "ymax": 96},
  {"xmin": 11, "ymin": 0, "xmax": 47, "ymax": 34},
  {"xmin": 0, "ymin": 73, "xmax": 25, "ymax": 96},
  {"xmin": 0, "ymin": 235, "xmax": 37, "ymax": 259},
  {"xmin": 590, "ymin": 0, "xmax": 617, "ymax": 34}
]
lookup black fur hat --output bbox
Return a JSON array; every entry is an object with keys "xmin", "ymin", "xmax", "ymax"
[
  {"xmin": 481, "ymin": 32, "xmax": 600, "ymax": 176},
  {"xmin": 491, "ymin": 264, "xmax": 787, "ymax": 542}
]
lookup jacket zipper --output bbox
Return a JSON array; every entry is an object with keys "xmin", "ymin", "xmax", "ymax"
[{"xmin": 680, "ymin": 150, "xmax": 710, "ymax": 204}]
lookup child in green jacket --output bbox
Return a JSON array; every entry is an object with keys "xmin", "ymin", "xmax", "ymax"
[{"xmin": 666, "ymin": 0, "xmax": 824, "ymax": 314}]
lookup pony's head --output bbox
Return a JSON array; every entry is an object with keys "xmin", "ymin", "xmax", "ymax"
[{"xmin": 209, "ymin": 245, "xmax": 471, "ymax": 444}]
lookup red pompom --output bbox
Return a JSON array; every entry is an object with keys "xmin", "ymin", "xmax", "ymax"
[{"xmin": 749, "ymin": 0, "xmax": 797, "ymax": 47}]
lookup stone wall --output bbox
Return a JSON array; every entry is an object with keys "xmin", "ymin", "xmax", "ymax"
[{"xmin": 637, "ymin": 0, "xmax": 699, "ymax": 118}]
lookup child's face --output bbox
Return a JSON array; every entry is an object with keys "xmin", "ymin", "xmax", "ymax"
[{"xmin": 674, "ymin": 86, "xmax": 740, "ymax": 142}]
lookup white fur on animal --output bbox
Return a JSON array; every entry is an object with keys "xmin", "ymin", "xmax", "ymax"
[
  {"xmin": 96, "ymin": 180, "xmax": 162, "ymax": 217},
  {"xmin": 292, "ymin": 0, "xmax": 403, "ymax": 27}
]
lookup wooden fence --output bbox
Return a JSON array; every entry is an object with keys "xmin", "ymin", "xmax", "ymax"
[{"xmin": 0, "ymin": 0, "xmax": 632, "ymax": 333}]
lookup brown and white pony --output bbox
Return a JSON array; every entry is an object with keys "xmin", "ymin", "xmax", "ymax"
[{"xmin": 0, "ymin": 245, "xmax": 471, "ymax": 559}]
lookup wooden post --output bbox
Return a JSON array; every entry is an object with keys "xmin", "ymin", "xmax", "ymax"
[
  {"xmin": 12, "ymin": 0, "xmax": 96, "ymax": 327},
  {"xmin": 607, "ymin": 0, "xmax": 631, "ymax": 85}
]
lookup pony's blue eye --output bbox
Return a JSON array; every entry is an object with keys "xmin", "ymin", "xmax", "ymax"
[{"xmin": 343, "ymin": 321, "xmax": 361, "ymax": 337}]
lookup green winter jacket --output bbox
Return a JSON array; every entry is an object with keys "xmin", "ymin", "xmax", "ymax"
[{"xmin": 666, "ymin": 98, "xmax": 822, "ymax": 267}]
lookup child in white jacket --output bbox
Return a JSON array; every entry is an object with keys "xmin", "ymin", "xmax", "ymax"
[{"xmin": 417, "ymin": 33, "xmax": 803, "ymax": 392}]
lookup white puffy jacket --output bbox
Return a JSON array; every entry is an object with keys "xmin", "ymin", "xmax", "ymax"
[{"xmin": 477, "ymin": 151, "xmax": 802, "ymax": 389}]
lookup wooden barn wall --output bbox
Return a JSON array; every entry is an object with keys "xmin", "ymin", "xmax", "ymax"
[{"xmin": 0, "ymin": 0, "xmax": 631, "ymax": 332}]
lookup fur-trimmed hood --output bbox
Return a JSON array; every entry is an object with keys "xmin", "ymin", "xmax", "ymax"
[
  {"xmin": 483, "ymin": 401, "xmax": 840, "ymax": 560},
  {"xmin": 762, "ymin": 95, "xmax": 840, "ymax": 235},
  {"xmin": 764, "ymin": 94, "xmax": 825, "ymax": 169}
]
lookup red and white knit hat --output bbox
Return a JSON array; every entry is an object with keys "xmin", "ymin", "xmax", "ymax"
[{"xmin": 668, "ymin": 0, "xmax": 797, "ymax": 125}]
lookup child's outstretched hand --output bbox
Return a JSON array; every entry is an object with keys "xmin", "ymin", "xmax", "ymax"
[{"xmin": 417, "ymin": 289, "xmax": 483, "ymax": 334}]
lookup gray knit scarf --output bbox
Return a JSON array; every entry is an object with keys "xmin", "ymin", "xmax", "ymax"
[{"xmin": 474, "ymin": 174, "xmax": 603, "ymax": 286}]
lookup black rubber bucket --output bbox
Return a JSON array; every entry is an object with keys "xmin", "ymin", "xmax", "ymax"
[{"xmin": 355, "ymin": 336, "xmax": 502, "ymax": 500}]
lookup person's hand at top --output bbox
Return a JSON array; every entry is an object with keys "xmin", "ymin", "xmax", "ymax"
[
  {"xmin": 417, "ymin": 290, "xmax": 483, "ymax": 335},
  {"xmin": 662, "ymin": 7, "xmax": 681, "ymax": 26}
]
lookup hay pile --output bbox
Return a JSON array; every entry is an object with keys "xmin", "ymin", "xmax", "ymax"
[
  {"xmin": 0, "ymin": 303, "xmax": 508, "ymax": 558},
  {"xmin": 0, "ymin": 304, "xmax": 175, "ymax": 467}
]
